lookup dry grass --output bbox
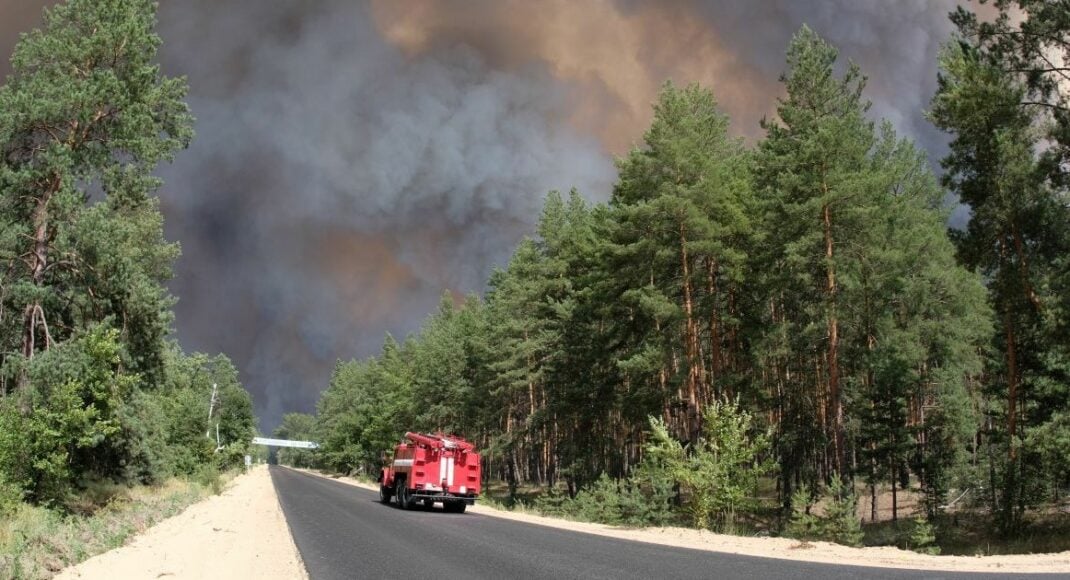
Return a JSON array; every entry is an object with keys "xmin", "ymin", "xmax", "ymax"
[{"xmin": 0, "ymin": 474, "xmax": 234, "ymax": 580}]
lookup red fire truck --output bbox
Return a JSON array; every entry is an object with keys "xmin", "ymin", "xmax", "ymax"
[{"xmin": 379, "ymin": 432, "xmax": 481, "ymax": 513}]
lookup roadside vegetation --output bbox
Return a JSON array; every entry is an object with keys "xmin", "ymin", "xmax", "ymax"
[
  {"xmin": 0, "ymin": 1, "xmax": 257, "ymax": 577},
  {"xmin": 0, "ymin": 471, "xmax": 228, "ymax": 580},
  {"xmin": 294, "ymin": 1, "xmax": 1070, "ymax": 558}
]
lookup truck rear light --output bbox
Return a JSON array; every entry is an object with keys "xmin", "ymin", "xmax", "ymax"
[{"xmin": 460, "ymin": 486, "xmax": 467, "ymax": 494}]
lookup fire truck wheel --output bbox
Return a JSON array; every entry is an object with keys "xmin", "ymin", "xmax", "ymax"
[
  {"xmin": 379, "ymin": 484, "xmax": 392, "ymax": 504},
  {"xmin": 397, "ymin": 483, "xmax": 413, "ymax": 509},
  {"xmin": 444, "ymin": 501, "xmax": 466, "ymax": 514}
]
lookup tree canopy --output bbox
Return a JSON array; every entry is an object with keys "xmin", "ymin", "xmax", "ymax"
[{"xmin": 0, "ymin": 0, "xmax": 254, "ymax": 507}]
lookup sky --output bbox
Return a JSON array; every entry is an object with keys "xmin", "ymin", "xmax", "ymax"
[{"xmin": 0, "ymin": 0, "xmax": 971, "ymax": 429}]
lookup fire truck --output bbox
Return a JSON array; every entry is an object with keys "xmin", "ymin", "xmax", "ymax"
[{"xmin": 379, "ymin": 432, "xmax": 481, "ymax": 513}]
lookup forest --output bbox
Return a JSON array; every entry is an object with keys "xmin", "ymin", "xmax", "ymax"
[
  {"xmin": 296, "ymin": 1, "xmax": 1070, "ymax": 550},
  {"xmin": 0, "ymin": 0, "xmax": 1068, "ymax": 565},
  {"xmin": 0, "ymin": 0, "xmax": 256, "ymax": 519}
]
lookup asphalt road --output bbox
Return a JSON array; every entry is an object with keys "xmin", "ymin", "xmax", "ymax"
[{"xmin": 269, "ymin": 466, "xmax": 1050, "ymax": 580}]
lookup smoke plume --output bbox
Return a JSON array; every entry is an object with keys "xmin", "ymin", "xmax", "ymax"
[
  {"xmin": 0, "ymin": 0, "xmax": 971, "ymax": 428},
  {"xmin": 154, "ymin": 0, "xmax": 615, "ymax": 425}
]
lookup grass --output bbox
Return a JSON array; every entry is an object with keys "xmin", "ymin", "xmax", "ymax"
[
  {"xmin": 481, "ymin": 480, "xmax": 547, "ymax": 509},
  {"xmin": 0, "ymin": 473, "xmax": 235, "ymax": 580},
  {"xmin": 929, "ymin": 510, "xmax": 1070, "ymax": 556},
  {"xmin": 860, "ymin": 512, "xmax": 1070, "ymax": 556}
]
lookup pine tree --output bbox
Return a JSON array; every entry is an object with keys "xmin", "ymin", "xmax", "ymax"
[
  {"xmin": 0, "ymin": 0, "xmax": 193, "ymax": 391},
  {"xmin": 755, "ymin": 25, "xmax": 877, "ymax": 484},
  {"xmin": 931, "ymin": 2, "xmax": 1070, "ymax": 532},
  {"xmin": 757, "ymin": 28, "xmax": 990, "ymax": 513},
  {"xmin": 611, "ymin": 82, "xmax": 752, "ymax": 444}
]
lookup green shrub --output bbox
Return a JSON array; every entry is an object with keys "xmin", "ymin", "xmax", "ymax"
[
  {"xmin": 645, "ymin": 399, "xmax": 774, "ymax": 532},
  {"xmin": 531, "ymin": 468, "xmax": 675, "ymax": 527},
  {"xmin": 113, "ymin": 390, "xmax": 175, "ymax": 485},
  {"xmin": 823, "ymin": 475, "xmax": 864, "ymax": 547},
  {"xmin": 786, "ymin": 476, "xmax": 863, "ymax": 547},
  {"xmin": 192, "ymin": 462, "xmax": 224, "ymax": 495},
  {"xmin": 785, "ymin": 484, "xmax": 820, "ymax": 539},
  {"xmin": 571, "ymin": 474, "xmax": 627, "ymax": 524},
  {"xmin": 620, "ymin": 463, "xmax": 677, "ymax": 527},
  {"xmin": 532, "ymin": 488, "xmax": 574, "ymax": 517},
  {"xmin": 905, "ymin": 516, "xmax": 941, "ymax": 555},
  {"xmin": 0, "ymin": 474, "xmax": 24, "ymax": 517},
  {"xmin": 0, "ymin": 328, "xmax": 136, "ymax": 505}
]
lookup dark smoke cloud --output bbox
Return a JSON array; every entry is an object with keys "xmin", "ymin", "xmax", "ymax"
[
  {"xmin": 154, "ymin": 1, "xmax": 614, "ymax": 426},
  {"xmin": 373, "ymin": 0, "xmax": 960, "ymax": 150},
  {"xmin": 0, "ymin": 0, "xmax": 46, "ymax": 79},
  {"xmin": 691, "ymin": 0, "xmax": 957, "ymax": 155},
  {"xmin": 0, "ymin": 0, "xmax": 974, "ymax": 428}
]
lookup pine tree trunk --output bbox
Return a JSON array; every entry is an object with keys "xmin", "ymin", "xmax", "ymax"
[
  {"xmin": 21, "ymin": 182, "xmax": 57, "ymax": 360},
  {"xmin": 505, "ymin": 403, "xmax": 519, "ymax": 499},
  {"xmin": 727, "ymin": 288, "xmax": 738, "ymax": 400},
  {"xmin": 19, "ymin": 179, "xmax": 59, "ymax": 392},
  {"xmin": 822, "ymin": 199, "xmax": 844, "ymax": 476},
  {"xmin": 705, "ymin": 257, "xmax": 722, "ymax": 401},
  {"xmin": 652, "ymin": 287, "xmax": 673, "ymax": 428},
  {"xmin": 870, "ymin": 478, "xmax": 877, "ymax": 522},
  {"xmin": 1005, "ymin": 307, "xmax": 1018, "ymax": 462},
  {"xmin": 1011, "ymin": 222, "xmax": 1042, "ymax": 311},
  {"xmin": 998, "ymin": 235, "xmax": 1019, "ymax": 463},
  {"xmin": 892, "ymin": 468, "xmax": 898, "ymax": 522},
  {"xmin": 679, "ymin": 221, "xmax": 703, "ymax": 443}
]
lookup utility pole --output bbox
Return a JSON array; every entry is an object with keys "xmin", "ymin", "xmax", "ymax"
[{"xmin": 206, "ymin": 382, "xmax": 218, "ymax": 438}]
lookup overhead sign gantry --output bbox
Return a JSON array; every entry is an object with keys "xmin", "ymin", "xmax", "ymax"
[{"xmin": 252, "ymin": 437, "xmax": 319, "ymax": 449}]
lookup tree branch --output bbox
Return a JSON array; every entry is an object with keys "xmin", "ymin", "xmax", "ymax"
[{"xmin": 1020, "ymin": 100, "xmax": 1068, "ymax": 111}]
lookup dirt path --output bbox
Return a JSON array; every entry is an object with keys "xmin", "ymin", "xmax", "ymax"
[
  {"xmin": 301, "ymin": 469, "xmax": 1070, "ymax": 575},
  {"xmin": 56, "ymin": 465, "xmax": 306, "ymax": 580}
]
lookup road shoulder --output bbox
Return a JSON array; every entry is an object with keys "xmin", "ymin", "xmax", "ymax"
[{"xmin": 56, "ymin": 465, "xmax": 307, "ymax": 580}]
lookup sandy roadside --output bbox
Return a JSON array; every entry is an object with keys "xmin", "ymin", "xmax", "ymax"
[
  {"xmin": 298, "ymin": 468, "xmax": 1070, "ymax": 575},
  {"xmin": 56, "ymin": 465, "xmax": 306, "ymax": 580}
]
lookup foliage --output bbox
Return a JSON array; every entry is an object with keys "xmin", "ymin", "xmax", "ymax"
[
  {"xmin": 0, "ymin": 476, "xmax": 218, "ymax": 580},
  {"xmin": 568, "ymin": 474, "xmax": 633, "ymax": 525},
  {"xmin": 785, "ymin": 485, "xmax": 820, "ymax": 541},
  {"xmin": 0, "ymin": 0, "xmax": 255, "ymax": 513},
  {"xmin": 644, "ymin": 401, "xmax": 773, "ymax": 532},
  {"xmin": 0, "ymin": 0, "xmax": 192, "ymax": 388},
  {"xmin": 0, "ymin": 327, "xmax": 133, "ymax": 504},
  {"xmin": 530, "ymin": 468, "xmax": 676, "ymax": 528},
  {"xmin": 0, "ymin": 472, "xmax": 23, "ymax": 518},
  {"xmin": 301, "ymin": 20, "xmax": 1062, "ymax": 544},
  {"xmin": 147, "ymin": 3, "xmax": 1068, "ymax": 547},
  {"xmin": 822, "ymin": 476, "xmax": 864, "ymax": 547},
  {"xmin": 905, "ymin": 516, "xmax": 941, "ymax": 555},
  {"xmin": 157, "ymin": 348, "xmax": 256, "ymax": 475},
  {"xmin": 930, "ymin": 0, "xmax": 1070, "ymax": 534},
  {"xmin": 274, "ymin": 413, "xmax": 318, "ymax": 468},
  {"xmin": 786, "ymin": 476, "xmax": 863, "ymax": 547}
]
